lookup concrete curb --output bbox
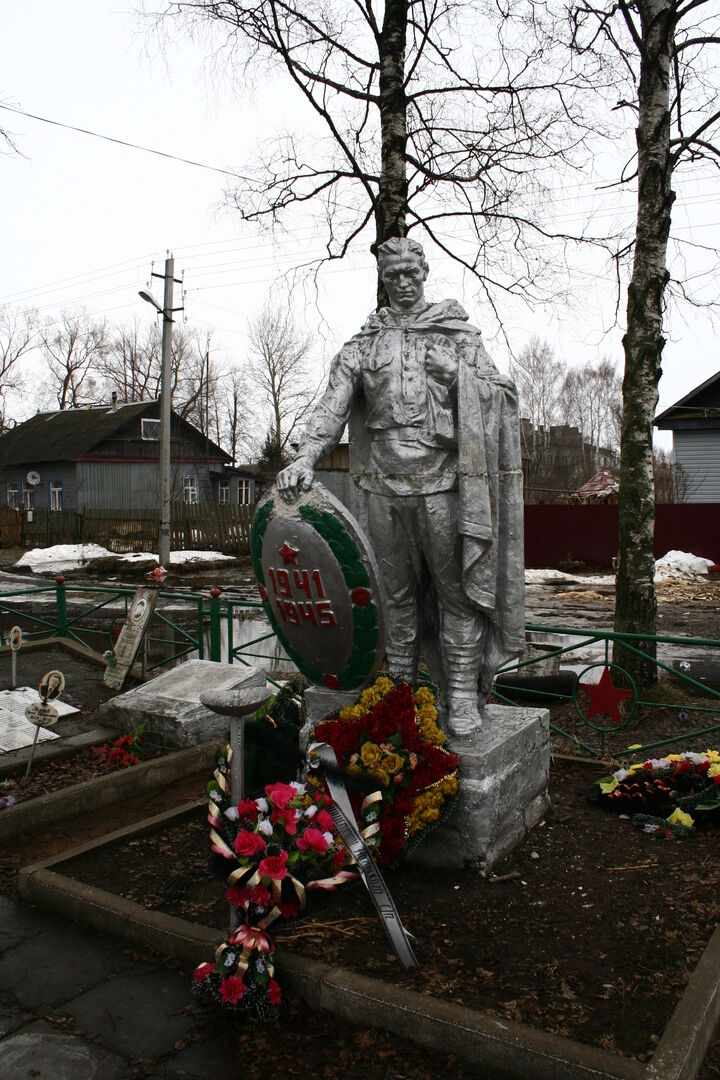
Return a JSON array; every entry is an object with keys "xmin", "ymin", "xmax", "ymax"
[
  {"xmin": 0, "ymin": 727, "xmax": 115, "ymax": 779},
  {"xmin": 0, "ymin": 741, "xmax": 217, "ymax": 844},
  {"xmin": 15, "ymin": 805, "xmax": 666, "ymax": 1080}
]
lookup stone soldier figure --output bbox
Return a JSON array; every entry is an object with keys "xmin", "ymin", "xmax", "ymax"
[{"xmin": 277, "ymin": 238, "xmax": 525, "ymax": 736}]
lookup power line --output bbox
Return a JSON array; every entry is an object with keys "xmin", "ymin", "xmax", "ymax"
[{"xmin": 0, "ymin": 103, "xmax": 253, "ymax": 181}]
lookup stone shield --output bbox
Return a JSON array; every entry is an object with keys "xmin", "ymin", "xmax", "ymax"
[{"xmin": 250, "ymin": 483, "xmax": 385, "ymax": 691}]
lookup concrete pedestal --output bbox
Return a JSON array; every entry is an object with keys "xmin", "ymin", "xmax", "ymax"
[
  {"xmin": 99, "ymin": 661, "xmax": 269, "ymax": 748},
  {"xmin": 409, "ymin": 704, "xmax": 550, "ymax": 875},
  {"xmin": 299, "ymin": 685, "xmax": 359, "ymax": 750}
]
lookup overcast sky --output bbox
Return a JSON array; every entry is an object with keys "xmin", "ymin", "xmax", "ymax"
[{"xmin": 2, "ymin": 1, "xmax": 719, "ymax": 451}]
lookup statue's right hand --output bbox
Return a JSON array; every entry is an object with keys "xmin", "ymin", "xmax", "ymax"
[{"xmin": 276, "ymin": 458, "xmax": 315, "ymax": 502}]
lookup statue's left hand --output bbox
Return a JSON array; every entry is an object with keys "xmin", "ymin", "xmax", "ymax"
[{"xmin": 425, "ymin": 342, "xmax": 458, "ymax": 385}]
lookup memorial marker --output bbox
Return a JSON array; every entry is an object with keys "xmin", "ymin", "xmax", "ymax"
[
  {"xmin": 24, "ymin": 669, "xmax": 66, "ymax": 780},
  {"xmin": 103, "ymin": 587, "xmax": 158, "ymax": 690},
  {"xmin": 8, "ymin": 625, "xmax": 22, "ymax": 690}
]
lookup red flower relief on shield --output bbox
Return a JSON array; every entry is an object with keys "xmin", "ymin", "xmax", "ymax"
[
  {"xmin": 351, "ymin": 587, "xmax": 371, "ymax": 606},
  {"xmin": 323, "ymin": 674, "xmax": 340, "ymax": 690}
]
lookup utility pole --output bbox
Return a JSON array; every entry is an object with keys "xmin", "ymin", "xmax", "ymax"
[{"xmin": 139, "ymin": 254, "xmax": 184, "ymax": 570}]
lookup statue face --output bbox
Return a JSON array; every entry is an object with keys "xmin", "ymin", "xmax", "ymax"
[{"xmin": 380, "ymin": 255, "xmax": 427, "ymax": 310}]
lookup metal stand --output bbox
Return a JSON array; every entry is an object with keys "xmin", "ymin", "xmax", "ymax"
[{"xmin": 200, "ymin": 685, "xmax": 271, "ymax": 932}]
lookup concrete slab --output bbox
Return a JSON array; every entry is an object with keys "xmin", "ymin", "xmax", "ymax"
[
  {"xmin": 0, "ymin": 926, "xmax": 136, "ymax": 1009},
  {"xmin": 0, "ymin": 897, "xmax": 46, "ymax": 943},
  {"xmin": 0, "ymin": 1020, "xmax": 127, "ymax": 1079},
  {"xmin": 410, "ymin": 704, "xmax": 550, "ymax": 873},
  {"xmin": 99, "ymin": 660, "xmax": 269, "ymax": 748},
  {"xmin": 65, "ymin": 970, "xmax": 195, "ymax": 1060}
]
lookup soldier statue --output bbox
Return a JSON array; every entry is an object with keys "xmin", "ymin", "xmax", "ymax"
[{"xmin": 277, "ymin": 237, "xmax": 525, "ymax": 736}]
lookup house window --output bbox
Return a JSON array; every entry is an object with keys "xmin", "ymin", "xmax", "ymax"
[
  {"xmin": 183, "ymin": 475, "xmax": 198, "ymax": 504},
  {"xmin": 239, "ymin": 479, "xmax": 252, "ymax": 505},
  {"xmin": 141, "ymin": 418, "xmax": 160, "ymax": 441},
  {"xmin": 49, "ymin": 481, "xmax": 63, "ymax": 511},
  {"xmin": 6, "ymin": 483, "xmax": 18, "ymax": 509},
  {"xmin": 218, "ymin": 480, "xmax": 230, "ymax": 504},
  {"xmin": 22, "ymin": 487, "xmax": 34, "ymax": 511}
]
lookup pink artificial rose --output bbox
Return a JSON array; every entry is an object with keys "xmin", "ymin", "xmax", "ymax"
[
  {"xmin": 234, "ymin": 830, "xmax": 267, "ymax": 857},
  {"xmin": 258, "ymin": 850, "xmax": 289, "ymax": 881},
  {"xmin": 314, "ymin": 809, "xmax": 334, "ymax": 833},
  {"xmin": 265, "ymin": 782, "xmax": 297, "ymax": 810},
  {"xmin": 267, "ymin": 977, "xmax": 282, "ymax": 1005},
  {"xmin": 296, "ymin": 827, "xmax": 329, "ymax": 855},
  {"xmin": 219, "ymin": 973, "xmax": 246, "ymax": 1004}
]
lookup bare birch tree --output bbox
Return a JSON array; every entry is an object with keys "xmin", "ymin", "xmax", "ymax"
[
  {"xmin": 156, "ymin": 0, "xmax": 604, "ymax": 309},
  {"xmin": 0, "ymin": 306, "xmax": 37, "ymax": 432},
  {"xmin": 246, "ymin": 305, "xmax": 318, "ymax": 466},
  {"xmin": 509, "ymin": 337, "xmax": 566, "ymax": 492},
  {"xmin": 570, "ymin": 0, "xmax": 720, "ymax": 683},
  {"xmin": 562, "ymin": 359, "xmax": 622, "ymax": 468},
  {"xmin": 40, "ymin": 310, "xmax": 108, "ymax": 410}
]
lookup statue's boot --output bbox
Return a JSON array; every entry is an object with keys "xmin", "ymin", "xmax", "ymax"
[{"xmin": 446, "ymin": 685, "xmax": 482, "ymax": 736}]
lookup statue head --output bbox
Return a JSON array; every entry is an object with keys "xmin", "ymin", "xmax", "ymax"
[{"xmin": 376, "ymin": 237, "xmax": 429, "ymax": 311}]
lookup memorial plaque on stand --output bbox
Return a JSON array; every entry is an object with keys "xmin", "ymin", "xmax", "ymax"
[
  {"xmin": 250, "ymin": 482, "xmax": 385, "ymax": 692},
  {"xmin": 103, "ymin": 587, "xmax": 158, "ymax": 690}
]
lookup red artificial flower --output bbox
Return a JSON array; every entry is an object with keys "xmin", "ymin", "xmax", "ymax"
[
  {"xmin": 713, "ymin": 775, "xmax": 720, "ymax": 786},
  {"xmin": 697, "ymin": 760, "xmax": 711, "ymax": 774},
  {"xmin": 296, "ymin": 827, "xmax": 329, "ymax": 854},
  {"xmin": 332, "ymin": 847, "xmax": 348, "ymax": 868},
  {"xmin": 258, "ymin": 851, "xmax": 289, "ymax": 881},
  {"xmin": 278, "ymin": 900, "xmax": 299, "ymax": 918},
  {"xmin": 265, "ymin": 782, "xmax": 297, "ymax": 810},
  {"xmin": 116, "ymin": 734, "xmax": 134, "ymax": 749},
  {"xmin": 267, "ymin": 977, "xmax": 282, "ymax": 1005},
  {"xmin": 314, "ymin": 809, "xmax": 334, "ymax": 833},
  {"xmin": 234, "ymin": 830, "xmax": 267, "ymax": 857},
  {"xmin": 226, "ymin": 886, "xmax": 250, "ymax": 908},
  {"xmin": 219, "ymin": 974, "xmax": 247, "ymax": 1005},
  {"xmin": 193, "ymin": 961, "xmax": 215, "ymax": 981},
  {"xmin": 250, "ymin": 884, "xmax": 272, "ymax": 906},
  {"xmin": 236, "ymin": 799, "xmax": 258, "ymax": 820},
  {"xmin": 675, "ymin": 761, "xmax": 693, "ymax": 773},
  {"xmin": 271, "ymin": 806, "xmax": 299, "ymax": 835}
]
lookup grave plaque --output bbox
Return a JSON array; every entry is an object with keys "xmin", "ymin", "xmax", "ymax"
[
  {"xmin": 250, "ymin": 482, "xmax": 385, "ymax": 691},
  {"xmin": 8, "ymin": 627, "xmax": 22, "ymax": 651},
  {"xmin": 103, "ymin": 587, "xmax": 158, "ymax": 691}
]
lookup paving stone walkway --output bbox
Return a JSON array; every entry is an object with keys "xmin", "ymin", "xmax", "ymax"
[{"xmin": 0, "ymin": 896, "xmax": 220, "ymax": 1079}]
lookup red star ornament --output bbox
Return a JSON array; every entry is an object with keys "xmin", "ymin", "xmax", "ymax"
[
  {"xmin": 580, "ymin": 666, "xmax": 634, "ymax": 725},
  {"xmin": 278, "ymin": 541, "xmax": 299, "ymax": 565}
]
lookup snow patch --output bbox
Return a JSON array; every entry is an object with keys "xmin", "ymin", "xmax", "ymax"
[
  {"xmin": 654, "ymin": 550, "xmax": 713, "ymax": 582},
  {"xmin": 15, "ymin": 544, "xmax": 237, "ymax": 574},
  {"xmin": 15, "ymin": 544, "xmax": 115, "ymax": 573}
]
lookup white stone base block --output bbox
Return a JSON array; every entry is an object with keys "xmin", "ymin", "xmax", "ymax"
[
  {"xmin": 409, "ymin": 704, "xmax": 550, "ymax": 875},
  {"xmin": 299, "ymin": 686, "xmax": 359, "ymax": 751},
  {"xmin": 99, "ymin": 661, "xmax": 269, "ymax": 748}
]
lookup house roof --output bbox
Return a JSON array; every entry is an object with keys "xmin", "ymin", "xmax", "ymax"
[
  {"xmin": 573, "ymin": 469, "xmax": 620, "ymax": 499},
  {"xmin": 655, "ymin": 370, "xmax": 720, "ymax": 428},
  {"xmin": 0, "ymin": 402, "xmax": 230, "ymax": 466}
]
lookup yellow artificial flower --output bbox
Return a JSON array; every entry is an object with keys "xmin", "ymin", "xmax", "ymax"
[
  {"xmin": 667, "ymin": 808, "xmax": 694, "ymax": 828},
  {"xmin": 705, "ymin": 750, "xmax": 720, "ymax": 763},
  {"xmin": 360, "ymin": 741, "xmax": 382, "ymax": 766},
  {"xmin": 414, "ymin": 687, "xmax": 434, "ymax": 705},
  {"xmin": 421, "ymin": 807, "xmax": 440, "ymax": 823},
  {"xmin": 381, "ymin": 752, "xmax": 404, "ymax": 775},
  {"xmin": 667, "ymin": 754, "xmax": 682, "ymax": 762},
  {"xmin": 368, "ymin": 767, "xmax": 390, "ymax": 788},
  {"xmin": 598, "ymin": 777, "xmax": 619, "ymax": 795},
  {"xmin": 339, "ymin": 704, "xmax": 364, "ymax": 721},
  {"xmin": 374, "ymin": 676, "xmax": 394, "ymax": 695},
  {"xmin": 346, "ymin": 763, "xmax": 362, "ymax": 777},
  {"xmin": 708, "ymin": 763, "xmax": 720, "ymax": 778}
]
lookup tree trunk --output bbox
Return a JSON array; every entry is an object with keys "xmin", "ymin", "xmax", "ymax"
[
  {"xmin": 375, "ymin": 0, "xmax": 409, "ymax": 307},
  {"xmin": 614, "ymin": 0, "xmax": 676, "ymax": 686}
]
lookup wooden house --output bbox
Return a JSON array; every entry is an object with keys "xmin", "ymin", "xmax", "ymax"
[
  {"xmin": 655, "ymin": 373, "xmax": 720, "ymax": 502},
  {"xmin": 0, "ymin": 400, "xmax": 246, "ymax": 512}
]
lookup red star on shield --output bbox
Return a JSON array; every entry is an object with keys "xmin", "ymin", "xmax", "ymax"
[
  {"xmin": 580, "ymin": 666, "xmax": 634, "ymax": 725},
  {"xmin": 278, "ymin": 541, "xmax": 299, "ymax": 565}
]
